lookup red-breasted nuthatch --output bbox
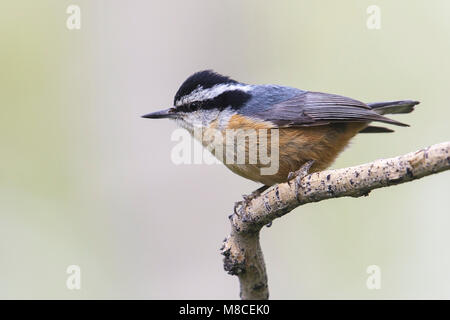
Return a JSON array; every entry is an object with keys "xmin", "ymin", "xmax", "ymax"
[{"xmin": 143, "ymin": 70, "xmax": 419, "ymax": 196}]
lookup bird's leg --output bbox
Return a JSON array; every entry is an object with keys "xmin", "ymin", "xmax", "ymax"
[
  {"xmin": 287, "ymin": 160, "xmax": 315, "ymax": 196},
  {"xmin": 234, "ymin": 185, "xmax": 270, "ymax": 216},
  {"xmin": 233, "ymin": 161, "xmax": 315, "ymax": 216}
]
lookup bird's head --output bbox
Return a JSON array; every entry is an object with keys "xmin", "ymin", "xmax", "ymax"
[{"xmin": 142, "ymin": 70, "xmax": 252, "ymax": 132}]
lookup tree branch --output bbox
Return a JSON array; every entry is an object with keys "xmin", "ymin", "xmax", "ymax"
[{"xmin": 220, "ymin": 141, "xmax": 450, "ymax": 300}]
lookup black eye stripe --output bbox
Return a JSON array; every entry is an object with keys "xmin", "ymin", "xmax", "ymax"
[
  {"xmin": 176, "ymin": 90, "xmax": 251, "ymax": 113},
  {"xmin": 177, "ymin": 101, "xmax": 200, "ymax": 112}
]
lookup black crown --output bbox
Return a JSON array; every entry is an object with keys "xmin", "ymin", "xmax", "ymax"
[{"xmin": 174, "ymin": 70, "xmax": 237, "ymax": 105}]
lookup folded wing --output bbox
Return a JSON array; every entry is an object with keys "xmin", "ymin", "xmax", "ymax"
[{"xmin": 254, "ymin": 91, "xmax": 408, "ymax": 127}]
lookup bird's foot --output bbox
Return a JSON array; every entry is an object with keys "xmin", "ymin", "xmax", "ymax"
[
  {"xmin": 287, "ymin": 160, "xmax": 315, "ymax": 194},
  {"xmin": 233, "ymin": 185, "xmax": 270, "ymax": 216}
]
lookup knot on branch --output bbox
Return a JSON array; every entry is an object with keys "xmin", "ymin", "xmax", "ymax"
[{"xmin": 221, "ymin": 236, "xmax": 246, "ymax": 275}]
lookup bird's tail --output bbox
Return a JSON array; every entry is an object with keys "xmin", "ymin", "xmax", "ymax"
[
  {"xmin": 359, "ymin": 100, "xmax": 420, "ymax": 133},
  {"xmin": 368, "ymin": 100, "xmax": 420, "ymax": 115}
]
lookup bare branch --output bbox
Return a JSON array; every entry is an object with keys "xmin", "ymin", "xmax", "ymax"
[{"xmin": 221, "ymin": 141, "xmax": 450, "ymax": 300}]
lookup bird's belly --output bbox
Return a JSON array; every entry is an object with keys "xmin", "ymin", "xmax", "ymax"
[{"xmin": 218, "ymin": 123, "xmax": 366, "ymax": 186}]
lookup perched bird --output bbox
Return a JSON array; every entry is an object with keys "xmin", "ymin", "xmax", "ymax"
[{"xmin": 143, "ymin": 70, "xmax": 419, "ymax": 199}]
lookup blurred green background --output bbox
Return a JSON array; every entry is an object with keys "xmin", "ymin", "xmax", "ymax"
[{"xmin": 1, "ymin": 0, "xmax": 449, "ymax": 299}]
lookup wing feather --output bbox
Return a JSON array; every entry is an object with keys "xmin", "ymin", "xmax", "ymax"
[{"xmin": 254, "ymin": 91, "xmax": 408, "ymax": 127}]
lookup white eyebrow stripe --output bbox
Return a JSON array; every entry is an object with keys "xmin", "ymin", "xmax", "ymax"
[{"xmin": 175, "ymin": 83, "xmax": 251, "ymax": 106}]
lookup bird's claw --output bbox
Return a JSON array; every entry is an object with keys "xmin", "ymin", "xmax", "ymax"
[
  {"xmin": 233, "ymin": 194, "xmax": 254, "ymax": 217},
  {"xmin": 233, "ymin": 200, "xmax": 244, "ymax": 216},
  {"xmin": 233, "ymin": 185, "xmax": 269, "ymax": 217}
]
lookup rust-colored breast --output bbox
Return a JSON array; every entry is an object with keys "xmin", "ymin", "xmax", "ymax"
[
  {"xmin": 205, "ymin": 114, "xmax": 367, "ymax": 186},
  {"xmin": 226, "ymin": 114, "xmax": 275, "ymax": 130}
]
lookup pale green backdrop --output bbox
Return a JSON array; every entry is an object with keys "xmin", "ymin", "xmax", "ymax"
[{"xmin": 1, "ymin": 0, "xmax": 449, "ymax": 299}]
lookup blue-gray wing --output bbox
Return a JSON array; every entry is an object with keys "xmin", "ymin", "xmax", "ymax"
[{"xmin": 253, "ymin": 91, "xmax": 408, "ymax": 127}]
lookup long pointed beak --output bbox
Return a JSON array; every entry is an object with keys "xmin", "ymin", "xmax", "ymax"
[{"xmin": 141, "ymin": 108, "xmax": 176, "ymax": 119}]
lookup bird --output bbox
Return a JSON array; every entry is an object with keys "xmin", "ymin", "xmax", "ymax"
[{"xmin": 142, "ymin": 70, "xmax": 419, "ymax": 205}]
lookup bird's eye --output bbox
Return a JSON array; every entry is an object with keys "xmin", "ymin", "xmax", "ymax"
[
  {"xmin": 189, "ymin": 102, "xmax": 201, "ymax": 111},
  {"xmin": 177, "ymin": 101, "xmax": 201, "ymax": 113}
]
